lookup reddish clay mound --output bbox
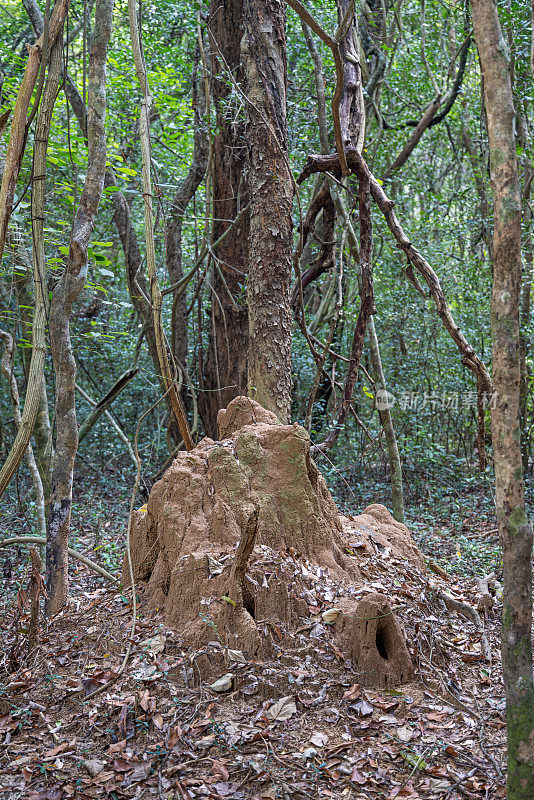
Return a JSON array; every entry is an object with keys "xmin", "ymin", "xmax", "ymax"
[{"xmin": 124, "ymin": 397, "xmax": 423, "ymax": 686}]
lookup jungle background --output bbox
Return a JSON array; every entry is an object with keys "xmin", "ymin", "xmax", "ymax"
[{"xmin": 0, "ymin": 0, "xmax": 533, "ymax": 798}]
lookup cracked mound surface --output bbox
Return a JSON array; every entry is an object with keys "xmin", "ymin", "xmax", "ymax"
[{"xmin": 124, "ymin": 397, "xmax": 423, "ymax": 686}]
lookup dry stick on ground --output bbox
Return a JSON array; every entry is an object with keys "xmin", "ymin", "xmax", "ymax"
[
  {"xmin": 298, "ymin": 149, "xmax": 492, "ymax": 394},
  {"xmin": 435, "ymin": 587, "xmax": 492, "ymax": 662},
  {"xmin": 0, "ymin": 536, "xmax": 119, "ymax": 584},
  {"xmin": 0, "ymin": 330, "xmax": 46, "ymax": 537},
  {"xmin": 28, "ymin": 547, "xmax": 45, "ymax": 653},
  {"xmin": 127, "ymin": 0, "xmax": 193, "ymax": 451},
  {"xmin": 418, "ymin": 651, "xmax": 482, "ymax": 722}
]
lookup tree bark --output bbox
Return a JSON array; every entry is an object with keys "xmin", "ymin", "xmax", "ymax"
[
  {"xmin": 0, "ymin": 331, "xmax": 46, "ymax": 538},
  {"xmin": 166, "ymin": 43, "xmax": 208, "ymax": 391},
  {"xmin": 46, "ymin": 0, "xmax": 113, "ymax": 616},
  {"xmin": 243, "ymin": 0, "xmax": 293, "ymax": 421},
  {"xmin": 520, "ymin": 160, "xmax": 533, "ymax": 471},
  {"xmin": 472, "ymin": 1, "xmax": 534, "ymax": 796},
  {"xmin": 199, "ymin": 0, "xmax": 250, "ymax": 437},
  {"xmin": 7, "ymin": 226, "xmax": 52, "ymax": 504}
]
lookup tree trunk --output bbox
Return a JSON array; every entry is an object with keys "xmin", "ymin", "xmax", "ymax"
[
  {"xmin": 62, "ymin": 77, "xmax": 170, "ymax": 425},
  {"xmin": 520, "ymin": 161, "xmax": 533, "ymax": 472},
  {"xmin": 0, "ymin": 6, "xmax": 68, "ymax": 499},
  {"xmin": 368, "ymin": 320, "xmax": 405, "ymax": 523},
  {"xmin": 166, "ymin": 43, "xmax": 208, "ymax": 409},
  {"xmin": 46, "ymin": 0, "xmax": 113, "ymax": 616},
  {"xmin": 199, "ymin": 0, "xmax": 250, "ymax": 438},
  {"xmin": 0, "ymin": 331, "xmax": 46, "ymax": 538},
  {"xmin": 7, "ymin": 226, "xmax": 52, "ymax": 505},
  {"xmin": 472, "ymin": 1, "xmax": 534, "ymax": 796},
  {"xmin": 242, "ymin": 0, "xmax": 293, "ymax": 421},
  {"xmin": 166, "ymin": 122, "xmax": 206, "ymax": 373}
]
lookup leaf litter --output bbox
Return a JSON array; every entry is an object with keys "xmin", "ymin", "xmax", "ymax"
[{"xmin": 0, "ymin": 523, "xmax": 507, "ymax": 800}]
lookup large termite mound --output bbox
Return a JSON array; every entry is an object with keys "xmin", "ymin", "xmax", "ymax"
[{"xmin": 125, "ymin": 396, "xmax": 422, "ymax": 687}]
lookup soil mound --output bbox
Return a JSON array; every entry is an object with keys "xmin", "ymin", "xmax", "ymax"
[
  {"xmin": 124, "ymin": 397, "xmax": 424, "ymax": 686},
  {"xmin": 340, "ymin": 505, "xmax": 426, "ymax": 570}
]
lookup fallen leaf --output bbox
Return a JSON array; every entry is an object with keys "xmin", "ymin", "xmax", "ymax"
[
  {"xmin": 210, "ymin": 673, "xmax": 234, "ymax": 693},
  {"xmin": 211, "ymin": 760, "xmax": 230, "ymax": 780},
  {"xmin": 152, "ymin": 712, "xmax": 163, "ymax": 730},
  {"xmin": 396, "ymin": 725, "xmax": 414, "ymax": 743},
  {"xmin": 267, "ymin": 695, "xmax": 297, "ymax": 722},
  {"xmin": 83, "ymin": 759, "xmax": 106, "ymax": 777},
  {"xmin": 351, "ymin": 698, "xmax": 374, "ymax": 717},
  {"xmin": 225, "ymin": 649, "xmax": 246, "ymax": 663},
  {"xmin": 141, "ymin": 633, "xmax": 166, "ymax": 657},
  {"xmin": 322, "ymin": 608, "xmax": 341, "ymax": 624}
]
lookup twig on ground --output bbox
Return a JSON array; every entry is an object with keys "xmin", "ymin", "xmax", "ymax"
[{"xmin": 435, "ymin": 587, "xmax": 492, "ymax": 662}]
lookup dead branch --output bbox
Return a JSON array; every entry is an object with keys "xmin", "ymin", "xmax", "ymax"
[
  {"xmin": 0, "ymin": 536, "xmax": 119, "ymax": 585},
  {"xmin": 436, "ymin": 587, "xmax": 492, "ymax": 662},
  {"xmin": 28, "ymin": 547, "xmax": 45, "ymax": 653},
  {"xmin": 78, "ymin": 367, "xmax": 139, "ymax": 444},
  {"xmin": 298, "ymin": 149, "xmax": 492, "ymax": 393},
  {"xmin": 228, "ymin": 507, "xmax": 259, "ymax": 607}
]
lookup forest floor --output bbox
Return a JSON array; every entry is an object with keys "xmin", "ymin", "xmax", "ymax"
[{"xmin": 0, "ymin": 461, "xmax": 525, "ymax": 800}]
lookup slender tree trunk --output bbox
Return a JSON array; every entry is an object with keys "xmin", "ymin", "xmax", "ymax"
[
  {"xmin": 127, "ymin": 0, "xmax": 193, "ymax": 450},
  {"xmin": 520, "ymin": 161, "xmax": 533, "ymax": 472},
  {"xmin": 242, "ymin": 0, "xmax": 293, "ymax": 421},
  {"xmin": 46, "ymin": 0, "xmax": 113, "ymax": 616},
  {"xmin": 0, "ymin": 0, "xmax": 70, "ymax": 263},
  {"xmin": 0, "ymin": 5, "xmax": 69, "ymax": 499},
  {"xmin": 368, "ymin": 320, "xmax": 405, "ymax": 522},
  {"xmin": 199, "ymin": 0, "xmax": 250, "ymax": 437},
  {"xmin": 166, "ymin": 54, "xmax": 207, "ymax": 376},
  {"xmin": 7, "ymin": 226, "xmax": 52, "ymax": 505},
  {"xmin": 472, "ymin": 2, "xmax": 534, "ymax": 796},
  {"xmin": 63, "ymin": 77, "xmax": 168, "ymax": 417},
  {"xmin": 0, "ymin": 331, "xmax": 46, "ymax": 538}
]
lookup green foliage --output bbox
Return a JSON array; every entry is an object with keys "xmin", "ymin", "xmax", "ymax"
[{"xmin": 0, "ymin": 0, "xmax": 533, "ymax": 583}]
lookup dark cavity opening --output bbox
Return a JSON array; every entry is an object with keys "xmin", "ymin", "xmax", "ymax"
[
  {"xmin": 376, "ymin": 625, "xmax": 389, "ymax": 660},
  {"xmin": 243, "ymin": 582, "xmax": 256, "ymax": 619}
]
